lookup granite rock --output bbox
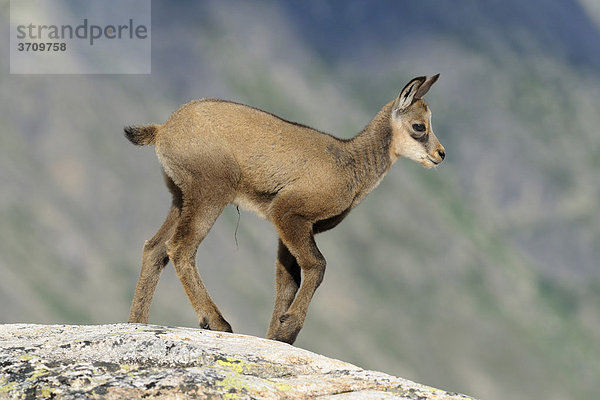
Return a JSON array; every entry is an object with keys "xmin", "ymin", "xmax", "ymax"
[{"xmin": 0, "ymin": 324, "xmax": 476, "ymax": 399}]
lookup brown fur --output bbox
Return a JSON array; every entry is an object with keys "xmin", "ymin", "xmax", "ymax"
[{"xmin": 126, "ymin": 75, "xmax": 445, "ymax": 344}]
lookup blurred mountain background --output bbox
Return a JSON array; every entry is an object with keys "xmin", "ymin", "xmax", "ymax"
[{"xmin": 1, "ymin": 1, "xmax": 599, "ymax": 399}]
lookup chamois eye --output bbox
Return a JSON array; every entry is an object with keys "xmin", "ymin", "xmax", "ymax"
[{"xmin": 412, "ymin": 123, "xmax": 426, "ymax": 133}]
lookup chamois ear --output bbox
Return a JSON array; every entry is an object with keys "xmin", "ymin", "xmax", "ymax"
[
  {"xmin": 414, "ymin": 73, "xmax": 440, "ymax": 100},
  {"xmin": 394, "ymin": 76, "xmax": 426, "ymax": 113}
]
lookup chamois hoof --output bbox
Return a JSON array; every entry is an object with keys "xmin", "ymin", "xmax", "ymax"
[
  {"xmin": 199, "ymin": 317, "xmax": 210, "ymax": 330},
  {"xmin": 199, "ymin": 316, "xmax": 233, "ymax": 333},
  {"xmin": 127, "ymin": 312, "xmax": 149, "ymax": 324},
  {"xmin": 220, "ymin": 321, "xmax": 234, "ymax": 333}
]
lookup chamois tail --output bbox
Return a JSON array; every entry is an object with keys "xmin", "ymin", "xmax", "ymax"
[{"xmin": 124, "ymin": 124, "xmax": 158, "ymax": 146}]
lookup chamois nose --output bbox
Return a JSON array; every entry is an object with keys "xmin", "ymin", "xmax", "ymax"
[{"xmin": 437, "ymin": 149, "xmax": 445, "ymax": 160}]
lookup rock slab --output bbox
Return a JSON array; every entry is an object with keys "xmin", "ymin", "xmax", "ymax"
[{"xmin": 0, "ymin": 324, "xmax": 475, "ymax": 399}]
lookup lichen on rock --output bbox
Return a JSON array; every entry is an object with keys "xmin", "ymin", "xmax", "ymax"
[{"xmin": 0, "ymin": 324, "xmax": 476, "ymax": 399}]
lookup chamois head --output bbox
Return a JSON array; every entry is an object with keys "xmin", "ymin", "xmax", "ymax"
[{"xmin": 391, "ymin": 74, "xmax": 445, "ymax": 168}]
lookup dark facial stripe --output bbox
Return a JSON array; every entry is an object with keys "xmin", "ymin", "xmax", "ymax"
[{"xmin": 410, "ymin": 133, "xmax": 429, "ymax": 143}]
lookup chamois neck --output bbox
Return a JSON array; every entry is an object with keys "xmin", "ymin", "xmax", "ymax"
[{"xmin": 345, "ymin": 101, "xmax": 394, "ymax": 192}]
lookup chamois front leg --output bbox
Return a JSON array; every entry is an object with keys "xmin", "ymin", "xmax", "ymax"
[
  {"xmin": 266, "ymin": 239, "xmax": 301, "ymax": 339},
  {"xmin": 268, "ymin": 213, "xmax": 326, "ymax": 344}
]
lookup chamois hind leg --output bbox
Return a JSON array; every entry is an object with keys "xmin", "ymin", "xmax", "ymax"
[
  {"xmin": 268, "ymin": 212, "xmax": 326, "ymax": 344},
  {"xmin": 129, "ymin": 172, "xmax": 182, "ymax": 324},
  {"xmin": 266, "ymin": 239, "xmax": 301, "ymax": 338},
  {"xmin": 166, "ymin": 182, "xmax": 233, "ymax": 332}
]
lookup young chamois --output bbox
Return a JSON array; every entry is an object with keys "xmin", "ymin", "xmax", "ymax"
[{"xmin": 125, "ymin": 75, "xmax": 445, "ymax": 344}]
